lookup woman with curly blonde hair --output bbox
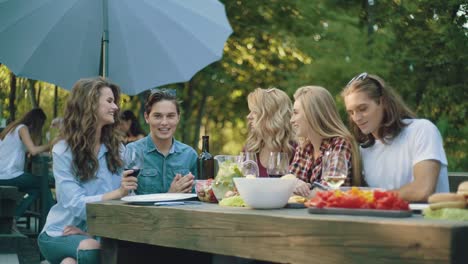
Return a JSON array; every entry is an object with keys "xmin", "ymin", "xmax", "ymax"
[
  {"xmin": 245, "ymin": 88, "xmax": 296, "ymax": 177},
  {"xmin": 289, "ymin": 86, "xmax": 362, "ymax": 197},
  {"xmin": 38, "ymin": 77, "xmax": 136, "ymax": 264}
]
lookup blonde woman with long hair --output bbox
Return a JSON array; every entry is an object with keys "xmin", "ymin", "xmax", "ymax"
[
  {"xmin": 246, "ymin": 88, "xmax": 296, "ymax": 177},
  {"xmin": 289, "ymin": 86, "xmax": 362, "ymax": 197},
  {"xmin": 38, "ymin": 77, "xmax": 136, "ymax": 264}
]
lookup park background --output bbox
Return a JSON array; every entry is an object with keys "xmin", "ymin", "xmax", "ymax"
[{"xmin": 1, "ymin": 0, "xmax": 467, "ymax": 171}]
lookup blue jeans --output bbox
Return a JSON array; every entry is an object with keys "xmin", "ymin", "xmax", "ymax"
[
  {"xmin": 0, "ymin": 172, "xmax": 54, "ymax": 219},
  {"xmin": 38, "ymin": 232, "xmax": 101, "ymax": 264}
]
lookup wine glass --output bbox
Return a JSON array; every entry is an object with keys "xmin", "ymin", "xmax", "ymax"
[
  {"xmin": 123, "ymin": 147, "xmax": 144, "ymax": 195},
  {"xmin": 321, "ymin": 150, "xmax": 348, "ymax": 189},
  {"xmin": 239, "ymin": 152, "xmax": 259, "ymax": 177},
  {"xmin": 266, "ymin": 152, "xmax": 289, "ymax": 178}
]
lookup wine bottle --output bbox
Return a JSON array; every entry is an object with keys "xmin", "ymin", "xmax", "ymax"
[{"xmin": 198, "ymin": 136, "xmax": 214, "ymax": 179}]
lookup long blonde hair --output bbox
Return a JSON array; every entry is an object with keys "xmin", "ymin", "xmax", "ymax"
[
  {"xmin": 294, "ymin": 86, "xmax": 362, "ymax": 186},
  {"xmin": 246, "ymin": 88, "xmax": 295, "ymax": 157},
  {"xmin": 62, "ymin": 77, "xmax": 123, "ymax": 182}
]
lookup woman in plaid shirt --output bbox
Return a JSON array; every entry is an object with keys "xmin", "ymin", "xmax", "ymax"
[{"xmin": 289, "ymin": 86, "xmax": 362, "ymax": 197}]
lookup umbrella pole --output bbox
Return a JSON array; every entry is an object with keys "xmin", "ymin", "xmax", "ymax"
[{"xmin": 101, "ymin": 0, "xmax": 109, "ymax": 78}]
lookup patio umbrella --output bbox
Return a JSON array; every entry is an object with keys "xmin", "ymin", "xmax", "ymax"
[{"xmin": 0, "ymin": 0, "xmax": 232, "ymax": 95}]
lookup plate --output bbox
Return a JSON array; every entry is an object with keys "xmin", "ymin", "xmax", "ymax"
[
  {"xmin": 285, "ymin": 203, "xmax": 306, "ymax": 209},
  {"xmin": 121, "ymin": 193, "xmax": 197, "ymax": 205},
  {"xmin": 308, "ymin": 207, "xmax": 412, "ymax": 218},
  {"xmin": 409, "ymin": 203, "xmax": 429, "ymax": 212}
]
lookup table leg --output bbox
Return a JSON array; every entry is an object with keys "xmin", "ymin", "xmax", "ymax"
[{"xmin": 100, "ymin": 238, "xmax": 118, "ymax": 264}]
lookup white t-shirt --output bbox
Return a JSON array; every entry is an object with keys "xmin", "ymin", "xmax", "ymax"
[
  {"xmin": 0, "ymin": 124, "xmax": 27, "ymax": 180},
  {"xmin": 361, "ymin": 119, "xmax": 449, "ymax": 193}
]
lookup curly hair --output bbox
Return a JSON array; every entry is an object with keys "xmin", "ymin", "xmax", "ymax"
[
  {"xmin": 341, "ymin": 73, "xmax": 416, "ymax": 148},
  {"xmin": 62, "ymin": 77, "xmax": 123, "ymax": 182},
  {"xmin": 0, "ymin": 108, "xmax": 46, "ymax": 144},
  {"xmin": 294, "ymin": 86, "xmax": 362, "ymax": 186},
  {"xmin": 246, "ymin": 88, "xmax": 295, "ymax": 158}
]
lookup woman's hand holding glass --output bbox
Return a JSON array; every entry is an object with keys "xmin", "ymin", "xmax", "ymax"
[{"xmin": 123, "ymin": 147, "xmax": 143, "ymax": 195}]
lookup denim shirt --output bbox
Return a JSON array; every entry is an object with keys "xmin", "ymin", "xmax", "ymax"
[
  {"xmin": 41, "ymin": 140, "xmax": 122, "ymax": 237},
  {"xmin": 126, "ymin": 135, "xmax": 198, "ymax": 194}
]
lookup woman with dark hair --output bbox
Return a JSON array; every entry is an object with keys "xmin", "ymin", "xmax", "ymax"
[
  {"xmin": 37, "ymin": 77, "xmax": 136, "ymax": 264},
  {"xmin": 119, "ymin": 110, "xmax": 145, "ymax": 144},
  {"xmin": 342, "ymin": 72, "xmax": 449, "ymax": 202},
  {"xmin": 0, "ymin": 108, "xmax": 54, "ymax": 219}
]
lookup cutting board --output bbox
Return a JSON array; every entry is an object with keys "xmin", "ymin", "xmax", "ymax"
[{"xmin": 308, "ymin": 207, "xmax": 413, "ymax": 218}]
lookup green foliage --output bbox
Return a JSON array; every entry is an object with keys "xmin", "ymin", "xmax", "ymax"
[{"xmin": 1, "ymin": 0, "xmax": 466, "ymax": 170}]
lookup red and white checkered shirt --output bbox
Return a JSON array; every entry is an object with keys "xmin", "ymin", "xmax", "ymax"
[{"xmin": 288, "ymin": 137, "xmax": 353, "ymax": 186}]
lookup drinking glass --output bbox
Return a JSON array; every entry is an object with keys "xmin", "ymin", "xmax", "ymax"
[
  {"xmin": 266, "ymin": 152, "xmax": 289, "ymax": 178},
  {"xmin": 322, "ymin": 150, "xmax": 348, "ymax": 189},
  {"xmin": 239, "ymin": 152, "xmax": 259, "ymax": 177},
  {"xmin": 123, "ymin": 147, "xmax": 144, "ymax": 195}
]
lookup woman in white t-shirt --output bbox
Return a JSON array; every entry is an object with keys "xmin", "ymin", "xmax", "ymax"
[
  {"xmin": 341, "ymin": 73, "xmax": 449, "ymax": 202},
  {"xmin": 0, "ymin": 108, "xmax": 54, "ymax": 218}
]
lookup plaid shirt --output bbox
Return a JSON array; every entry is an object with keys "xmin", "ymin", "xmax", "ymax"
[{"xmin": 288, "ymin": 137, "xmax": 353, "ymax": 186}]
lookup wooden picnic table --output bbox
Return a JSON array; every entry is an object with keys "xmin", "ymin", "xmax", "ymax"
[{"xmin": 87, "ymin": 200, "xmax": 468, "ymax": 264}]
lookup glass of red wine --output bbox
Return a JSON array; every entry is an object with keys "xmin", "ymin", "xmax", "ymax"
[
  {"xmin": 266, "ymin": 152, "xmax": 289, "ymax": 178},
  {"xmin": 123, "ymin": 147, "xmax": 143, "ymax": 195}
]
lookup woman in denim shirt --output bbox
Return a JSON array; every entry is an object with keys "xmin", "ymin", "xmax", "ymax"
[{"xmin": 37, "ymin": 77, "xmax": 137, "ymax": 264}]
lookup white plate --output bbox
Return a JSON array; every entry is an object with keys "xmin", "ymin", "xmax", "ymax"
[
  {"xmin": 121, "ymin": 193, "xmax": 197, "ymax": 203},
  {"xmin": 409, "ymin": 203, "xmax": 429, "ymax": 211}
]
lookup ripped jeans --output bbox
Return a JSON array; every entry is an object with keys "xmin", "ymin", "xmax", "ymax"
[{"xmin": 38, "ymin": 232, "xmax": 100, "ymax": 264}]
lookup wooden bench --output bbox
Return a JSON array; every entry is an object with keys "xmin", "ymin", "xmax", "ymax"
[
  {"xmin": 448, "ymin": 172, "xmax": 468, "ymax": 192},
  {"xmin": 0, "ymin": 186, "xmax": 22, "ymax": 234},
  {"xmin": 0, "ymin": 186, "xmax": 28, "ymax": 261}
]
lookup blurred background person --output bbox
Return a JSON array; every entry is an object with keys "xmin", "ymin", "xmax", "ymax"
[
  {"xmin": 119, "ymin": 110, "xmax": 145, "ymax": 144},
  {"xmin": 37, "ymin": 77, "xmax": 136, "ymax": 264},
  {"xmin": 245, "ymin": 88, "xmax": 296, "ymax": 177},
  {"xmin": 125, "ymin": 89, "xmax": 197, "ymax": 194},
  {"xmin": 342, "ymin": 72, "xmax": 448, "ymax": 202},
  {"xmin": 290, "ymin": 86, "xmax": 362, "ymax": 197},
  {"xmin": 0, "ymin": 108, "xmax": 55, "ymax": 220}
]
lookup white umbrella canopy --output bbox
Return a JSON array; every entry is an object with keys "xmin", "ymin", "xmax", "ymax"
[{"xmin": 0, "ymin": 0, "xmax": 232, "ymax": 95}]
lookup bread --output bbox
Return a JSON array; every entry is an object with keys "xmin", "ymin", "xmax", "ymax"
[
  {"xmin": 429, "ymin": 201, "xmax": 466, "ymax": 210},
  {"xmin": 457, "ymin": 181, "xmax": 468, "ymax": 197},
  {"xmin": 288, "ymin": 195, "xmax": 307, "ymax": 204},
  {"xmin": 428, "ymin": 193, "xmax": 466, "ymax": 210}
]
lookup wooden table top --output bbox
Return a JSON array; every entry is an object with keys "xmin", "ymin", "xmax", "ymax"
[{"xmin": 87, "ymin": 200, "xmax": 468, "ymax": 264}]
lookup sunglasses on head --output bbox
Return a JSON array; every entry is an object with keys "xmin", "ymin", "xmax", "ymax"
[
  {"xmin": 346, "ymin": 72, "xmax": 383, "ymax": 95},
  {"xmin": 346, "ymin": 72, "xmax": 368, "ymax": 87}
]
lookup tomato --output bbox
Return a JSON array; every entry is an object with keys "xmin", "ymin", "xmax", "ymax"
[{"xmin": 304, "ymin": 188, "xmax": 409, "ymax": 210}]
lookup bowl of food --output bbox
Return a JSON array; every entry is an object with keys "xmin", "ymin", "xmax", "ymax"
[
  {"xmin": 233, "ymin": 177, "xmax": 297, "ymax": 209},
  {"xmin": 195, "ymin": 179, "xmax": 218, "ymax": 203}
]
